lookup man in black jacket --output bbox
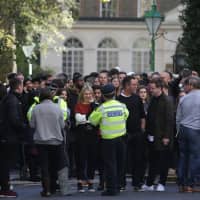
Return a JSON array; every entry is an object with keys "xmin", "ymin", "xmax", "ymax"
[
  {"xmin": 0, "ymin": 78, "xmax": 27, "ymax": 198},
  {"xmin": 117, "ymin": 76, "xmax": 146, "ymax": 191},
  {"xmin": 143, "ymin": 78, "xmax": 174, "ymax": 192}
]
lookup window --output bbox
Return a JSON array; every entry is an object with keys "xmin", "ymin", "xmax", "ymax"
[
  {"xmin": 97, "ymin": 38, "xmax": 118, "ymax": 71},
  {"xmin": 137, "ymin": 0, "xmax": 152, "ymax": 17},
  {"xmin": 62, "ymin": 38, "xmax": 83, "ymax": 78},
  {"xmin": 100, "ymin": 0, "xmax": 116, "ymax": 17},
  {"xmin": 132, "ymin": 38, "xmax": 150, "ymax": 73}
]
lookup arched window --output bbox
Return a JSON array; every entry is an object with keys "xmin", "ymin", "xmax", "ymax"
[
  {"xmin": 97, "ymin": 38, "xmax": 118, "ymax": 71},
  {"xmin": 132, "ymin": 38, "xmax": 150, "ymax": 73},
  {"xmin": 62, "ymin": 38, "xmax": 83, "ymax": 78}
]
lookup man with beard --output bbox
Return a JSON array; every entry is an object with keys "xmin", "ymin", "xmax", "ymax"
[{"xmin": 67, "ymin": 73, "xmax": 84, "ymax": 178}]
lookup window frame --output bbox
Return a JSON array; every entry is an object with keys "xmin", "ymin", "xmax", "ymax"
[
  {"xmin": 62, "ymin": 38, "xmax": 84, "ymax": 78},
  {"xmin": 97, "ymin": 38, "xmax": 119, "ymax": 71},
  {"xmin": 99, "ymin": 0, "xmax": 116, "ymax": 18}
]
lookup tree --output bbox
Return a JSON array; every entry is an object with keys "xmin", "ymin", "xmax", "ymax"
[
  {"xmin": 180, "ymin": 0, "xmax": 200, "ymax": 72},
  {"xmin": 0, "ymin": 0, "xmax": 77, "ymax": 80}
]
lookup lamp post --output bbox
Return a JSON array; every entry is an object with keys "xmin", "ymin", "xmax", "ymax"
[
  {"xmin": 22, "ymin": 44, "xmax": 35, "ymax": 76},
  {"xmin": 144, "ymin": 0, "xmax": 163, "ymax": 72}
]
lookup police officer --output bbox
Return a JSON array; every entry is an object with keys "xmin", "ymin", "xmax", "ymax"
[
  {"xmin": 89, "ymin": 84, "xmax": 129, "ymax": 196},
  {"xmin": 27, "ymin": 85, "xmax": 68, "ymax": 122}
]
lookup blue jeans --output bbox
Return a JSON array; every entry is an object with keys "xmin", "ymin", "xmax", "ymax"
[{"xmin": 178, "ymin": 125, "xmax": 200, "ymax": 186}]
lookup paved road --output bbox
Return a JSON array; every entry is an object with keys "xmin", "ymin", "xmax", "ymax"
[{"xmin": 12, "ymin": 181, "xmax": 200, "ymax": 200}]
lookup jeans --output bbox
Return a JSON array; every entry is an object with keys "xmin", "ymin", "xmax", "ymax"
[{"xmin": 178, "ymin": 125, "xmax": 200, "ymax": 186}]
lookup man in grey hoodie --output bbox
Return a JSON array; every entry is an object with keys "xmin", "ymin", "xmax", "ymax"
[{"xmin": 30, "ymin": 88, "xmax": 70, "ymax": 197}]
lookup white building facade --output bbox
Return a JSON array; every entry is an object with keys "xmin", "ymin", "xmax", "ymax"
[{"xmin": 41, "ymin": 1, "xmax": 182, "ymax": 77}]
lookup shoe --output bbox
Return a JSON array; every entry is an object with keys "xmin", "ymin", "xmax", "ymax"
[
  {"xmin": 134, "ymin": 186, "xmax": 142, "ymax": 192},
  {"xmin": 88, "ymin": 183, "xmax": 95, "ymax": 192},
  {"xmin": 140, "ymin": 184, "xmax": 154, "ymax": 191},
  {"xmin": 120, "ymin": 187, "xmax": 125, "ymax": 192},
  {"xmin": 29, "ymin": 176, "xmax": 41, "ymax": 182},
  {"xmin": 77, "ymin": 183, "xmax": 85, "ymax": 193},
  {"xmin": 156, "ymin": 184, "xmax": 165, "ymax": 192},
  {"xmin": 97, "ymin": 185, "xmax": 104, "ymax": 191},
  {"xmin": 191, "ymin": 188, "xmax": 200, "ymax": 193},
  {"xmin": 10, "ymin": 185, "xmax": 14, "ymax": 190},
  {"xmin": 178, "ymin": 186, "xmax": 185, "ymax": 193},
  {"xmin": 0, "ymin": 190, "xmax": 18, "ymax": 198},
  {"xmin": 184, "ymin": 186, "xmax": 193, "ymax": 193},
  {"xmin": 40, "ymin": 191, "xmax": 51, "ymax": 197},
  {"xmin": 101, "ymin": 191, "xmax": 118, "ymax": 196}
]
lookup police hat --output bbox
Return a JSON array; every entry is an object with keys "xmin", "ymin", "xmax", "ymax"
[{"xmin": 101, "ymin": 84, "xmax": 115, "ymax": 95}]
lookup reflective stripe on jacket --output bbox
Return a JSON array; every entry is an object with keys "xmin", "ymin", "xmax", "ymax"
[
  {"xmin": 53, "ymin": 96, "xmax": 68, "ymax": 121},
  {"xmin": 89, "ymin": 99, "xmax": 129, "ymax": 139},
  {"xmin": 27, "ymin": 96, "xmax": 39, "ymax": 121}
]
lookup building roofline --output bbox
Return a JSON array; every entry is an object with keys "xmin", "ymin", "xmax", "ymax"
[{"xmin": 78, "ymin": 17, "xmax": 145, "ymax": 22}]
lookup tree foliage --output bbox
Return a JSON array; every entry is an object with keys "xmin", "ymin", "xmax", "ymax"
[
  {"xmin": 180, "ymin": 0, "xmax": 200, "ymax": 72},
  {"xmin": 0, "ymin": 0, "xmax": 76, "ymax": 49},
  {"xmin": 0, "ymin": 0, "xmax": 77, "ymax": 81}
]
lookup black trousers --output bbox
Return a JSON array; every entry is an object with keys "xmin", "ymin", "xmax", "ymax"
[
  {"xmin": 75, "ymin": 133, "xmax": 97, "ymax": 180},
  {"xmin": 102, "ymin": 136, "xmax": 126, "ymax": 193},
  {"xmin": 19, "ymin": 143, "xmax": 40, "ymax": 180},
  {"xmin": 0, "ymin": 143, "xmax": 18, "ymax": 191},
  {"xmin": 146, "ymin": 144, "xmax": 170, "ymax": 186},
  {"xmin": 36, "ymin": 144, "xmax": 68, "ymax": 191},
  {"xmin": 97, "ymin": 138, "xmax": 105, "ymax": 187},
  {"xmin": 127, "ymin": 132, "xmax": 146, "ymax": 187}
]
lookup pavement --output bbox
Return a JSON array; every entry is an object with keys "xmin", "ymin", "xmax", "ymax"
[{"xmin": 9, "ymin": 178, "xmax": 200, "ymax": 200}]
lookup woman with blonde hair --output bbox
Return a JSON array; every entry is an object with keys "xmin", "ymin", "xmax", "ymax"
[
  {"xmin": 74, "ymin": 84, "xmax": 98, "ymax": 193},
  {"xmin": 111, "ymin": 77, "xmax": 121, "ymax": 98}
]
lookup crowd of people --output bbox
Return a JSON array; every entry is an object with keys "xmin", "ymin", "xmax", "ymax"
[{"xmin": 0, "ymin": 67, "xmax": 200, "ymax": 197}]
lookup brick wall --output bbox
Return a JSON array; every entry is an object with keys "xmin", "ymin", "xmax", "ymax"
[
  {"xmin": 157, "ymin": 0, "xmax": 180, "ymax": 14},
  {"xmin": 78, "ymin": 0, "xmax": 180, "ymax": 18},
  {"xmin": 118, "ymin": 0, "xmax": 137, "ymax": 17},
  {"xmin": 80, "ymin": 0, "xmax": 99, "ymax": 17}
]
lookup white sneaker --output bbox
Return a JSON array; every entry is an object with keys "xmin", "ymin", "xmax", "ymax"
[
  {"xmin": 140, "ymin": 184, "xmax": 154, "ymax": 191},
  {"xmin": 156, "ymin": 184, "xmax": 165, "ymax": 192}
]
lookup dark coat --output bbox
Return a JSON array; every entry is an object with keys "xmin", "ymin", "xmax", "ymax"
[
  {"xmin": 0, "ymin": 91, "xmax": 28, "ymax": 144},
  {"xmin": 146, "ymin": 93, "xmax": 174, "ymax": 150}
]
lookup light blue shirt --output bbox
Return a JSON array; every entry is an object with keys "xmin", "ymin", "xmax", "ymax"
[{"xmin": 176, "ymin": 90, "xmax": 200, "ymax": 130}]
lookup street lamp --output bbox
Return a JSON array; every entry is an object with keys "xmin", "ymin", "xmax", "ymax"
[
  {"xmin": 172, "ymin": 53, "xmax": 187, "ymax": 73},
  {"xmin": 22, "ymin": 44, "xmax": 35, "ymax": 76},
  {"xmin": 144, "ymin": 0, "xmax": 163, "ymax": 72}
]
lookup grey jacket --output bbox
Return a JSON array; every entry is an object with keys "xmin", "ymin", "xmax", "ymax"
[{"xmin": 30, "ymin": 99, "xmax": 65, "ymax": 145}]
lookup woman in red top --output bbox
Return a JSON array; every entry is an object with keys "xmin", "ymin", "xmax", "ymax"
[{"xmin": 74, "ymin": 84, "xmax": 98, "ymax": 193}]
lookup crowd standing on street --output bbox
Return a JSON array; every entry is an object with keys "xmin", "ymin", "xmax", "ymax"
[{"xmin": 0, "ymin": 67, "xmax": 200, "ymax": 198}]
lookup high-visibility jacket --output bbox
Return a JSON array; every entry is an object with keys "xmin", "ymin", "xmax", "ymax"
[
  {"xmin": 27, "ymin": 96, "xmax": 68, "ymax": 121},
  {"xmin": 53, "ymin": 96, "xmax": 68, "ymax": 121},
  {"xmin": 89, "ymin": 99, "xmax": 129, "ymax": 139},
  {"xmin": 27, "ymin": 96, "xmax": 40, "ymax": 121}
]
